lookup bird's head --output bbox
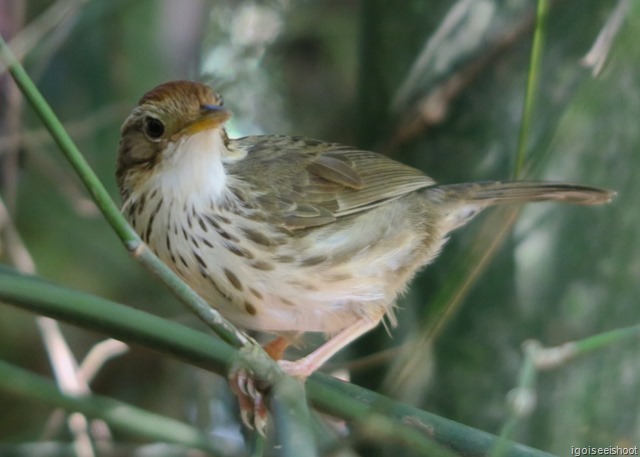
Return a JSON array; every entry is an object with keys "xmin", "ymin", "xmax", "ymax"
[{"xmin": 116, "ymin": 81, "xmax": 233, "ymax": 200}]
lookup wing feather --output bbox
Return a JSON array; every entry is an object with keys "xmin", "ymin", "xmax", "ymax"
[{"xmin": 228, "ymin": 135, "xmax": 435, "ymax": 229}]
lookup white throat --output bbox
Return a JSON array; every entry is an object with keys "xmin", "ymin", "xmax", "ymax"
[{"xmin": 157, "ymin": 128, "xmax": 230, "ymax": 203}]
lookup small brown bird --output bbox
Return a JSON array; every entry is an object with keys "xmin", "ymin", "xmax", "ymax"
[{"xmin": 116, "ymin": 80, "xmax": 613, "ymax": 380}]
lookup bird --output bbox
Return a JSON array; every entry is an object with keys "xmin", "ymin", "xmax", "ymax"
[{"xmin": 116, "ymin": 80, "xmax": 614, "ymax": 383}]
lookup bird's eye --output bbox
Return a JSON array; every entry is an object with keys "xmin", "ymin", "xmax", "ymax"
[{"xmin": 143, "ymin": 117, "xmax": 165, "ymax": 140}]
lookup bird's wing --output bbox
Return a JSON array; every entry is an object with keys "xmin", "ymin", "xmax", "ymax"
[{"xmin": 228, "ymin": 135, "xmax": 435, "ymax": 229}]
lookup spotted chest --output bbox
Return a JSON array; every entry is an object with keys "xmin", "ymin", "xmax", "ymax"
[
  {"xmin": 125, "ymin": 192, "xmax": 302, "ymax": 329},
  {"xmin": 123, "ymin": 185, "xmax": 439, "ymax": 334},
  {"xmin": 126, "ymin": 189, "xmax": 272, "ymax": 308}
]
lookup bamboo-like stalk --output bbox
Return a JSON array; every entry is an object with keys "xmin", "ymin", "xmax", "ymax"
[
  {"xmin": 0, "ymin": 35, "xmax": 245, "ymax": 349},
  {"xmin": 0, "ymin": 267, "xmax": 563, "ymax": 457},
  {"xmin": 0, "ymin": 359, "xmax": 224, "ymax": 455},
  {"xmin": 0, "ymin": 35, "xmax": 316, "ymax": 456}
]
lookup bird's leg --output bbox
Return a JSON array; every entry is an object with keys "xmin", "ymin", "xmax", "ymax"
[
  {"xmin": 228, "ymin": 336, "xmax": 291, "ymax": 434},
  {"xmin": 229, "ymin": 317, "xmax": 381, "ymax": 433},
  {"xmin": 278, "ymin": 316, "xmax": 382, "ymax": 379},
  {"xmin": 263, "ymin": 335, "xmax": 290, "ymax": 361},
  {"xmin": 228, "ymin": 366, "xmax": 269, "ymax": 434}
]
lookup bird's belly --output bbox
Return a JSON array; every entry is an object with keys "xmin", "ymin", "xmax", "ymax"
[
  {"xmin": 179, "ymin": 249, "xmax": 396, "ymax": 334},
  {"xmin": 151, "ymin": 230, "xmax": 424, "ymax": 333},
  {"xmin": 139, "ymin": 197, "xmax": 442, "ymax": 334}
]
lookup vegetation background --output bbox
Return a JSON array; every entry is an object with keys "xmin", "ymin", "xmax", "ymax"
[{"xmin": 0, "ymin": 0, "xmax": 637, "ymax": 455}]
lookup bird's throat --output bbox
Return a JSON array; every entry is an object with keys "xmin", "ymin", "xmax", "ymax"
[{"xmin": 159, "ymin": 128, "xmax": 231, "ymax": 204}]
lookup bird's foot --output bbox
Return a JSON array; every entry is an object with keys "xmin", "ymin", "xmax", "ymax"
[
  {"xmin": 228, "ymin": 366, "xmax": 269, "ymax": 435},
  {"xmin": 228, "ymin": 336, "xmax": 292, "ymax": 434}
]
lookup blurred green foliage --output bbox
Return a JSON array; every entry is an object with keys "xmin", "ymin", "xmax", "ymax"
[{"xmin": 0, "ymin": 0, "xmax": 637, "ymax": 455}]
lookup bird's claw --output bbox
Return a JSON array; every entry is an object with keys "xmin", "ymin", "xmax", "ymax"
[
  {"xmin": 228, "ymin": 367, "xmax": 269, "ymax": 435},
  {"xmin": 228, "ymin": 338, "xmax": 307, "ymax": 434}
]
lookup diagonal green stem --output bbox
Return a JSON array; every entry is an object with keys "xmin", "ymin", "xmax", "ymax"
[
  {"xmin": 309, "ymin": 373, "xmax": 553, "ymax": 457},
  {"xmin": 0, "ymin": 34, "xmax": 244, "ymax": 348},
  {"xmin": 0, "ymin": 268, "xmax": 554, "ymax": 457},
  {"xmin": 0, "ymin": 359, "xmax": 223, "ymax": 455},
  {"xmin": 0, "ymin": 34, "xmax": 315, "ymax": 453},
  {"xmin": 572, "ymin": 324, "xmax": 640, "ymax": 354},
  {"xmin": 0, "ymin": 46, "xmax": 130, "ymax": 245}
]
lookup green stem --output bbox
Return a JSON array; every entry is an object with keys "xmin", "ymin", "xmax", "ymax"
[
  {"xmin": 0, "ymin": 360, "xmax": 223, "ymax": 455},
  {"xmin": 0, "ymin": 267, "xmax": 233, "ymax": 373},
  {"xmin": 0, "ymin": 34, "xmax": 244, "ymax": 349},
  {"xmin": 135, "ymin": 245, "xmax": 246, "ymax": 346},
  {"xmin": 0, "ymin": 42, "xmax": 131, "ymax": 244},
  {"xmin": 573, "ymin": 324, "xmax": 640, "ymax": 354},
  {"xmin": 530, "ymin": 325, "xmax": 640, "ymax": 370},
  {"xmin": 491, "ymin": 346, "xmax": 538, "ymax": 457},
  {"xmin": 271, "ymin": 378, "xmax": 318, "ymax": 457},
  {"xmin": 0, "ymin": 268, "xmax": 553, "ymax": 457},
  {"xmin": 309, "ymin": 374, "xmax": 553, "ymax": 457},
  {"xmin": 514, "ymin": 0, "xmax": 550, "ymax": 178},
  {"xmin": 0, "ymin": 36, "xmax": 314, "ymax": 452}
]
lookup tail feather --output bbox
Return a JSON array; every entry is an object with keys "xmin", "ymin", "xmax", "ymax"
[{"xmin": 427, "ymin": 181, "xmax": 615, "ymax": 231}]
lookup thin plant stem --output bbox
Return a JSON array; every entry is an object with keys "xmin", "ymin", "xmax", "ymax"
[
  {"xmin": 0, "ymin": 34, "xmax": 246, "ymax": 349},
  {"xmin": 0, "ymin": 359, "xmax": 223, "ymax": 455},
  {"xmin": 0, "ymin": 267, "xmax": 555, "ymax": 457},
  {"xmin": 0, "ymin": 35, "xmax": 316, "ymax": 452},
  {"xmin": 513, "ymin": 0, "xmax": 549, "ymax": 179},
  {"xmin": 494, "ymin": 0, "xmax": 551, "ymax": 449}
]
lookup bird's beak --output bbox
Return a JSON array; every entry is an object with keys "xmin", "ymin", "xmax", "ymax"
[{"xmin": 182, "ymin": 104, "xmax": 232, "ymax": 137}]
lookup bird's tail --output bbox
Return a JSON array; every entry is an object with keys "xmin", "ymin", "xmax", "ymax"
[{"xmin": 426, "ymin": 181, "xmax": 615, "ymax": 231}]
